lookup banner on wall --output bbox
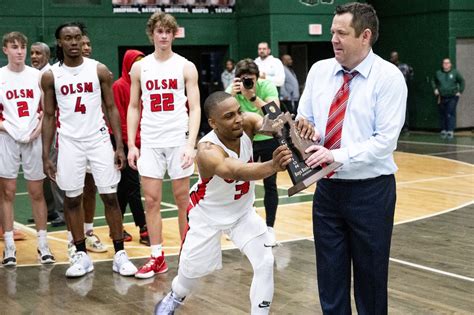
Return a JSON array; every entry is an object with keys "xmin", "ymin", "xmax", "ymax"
[{"xmin": 112, "ymin": 0, "xmax": 235, "ymax": 14}]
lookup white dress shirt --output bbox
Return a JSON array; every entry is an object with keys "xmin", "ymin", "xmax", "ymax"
[
  {"xmin": 298, "ymin": 50, "xmax": 407, "ymax": 179},
  {"xmin": 254, "ymin": 55, "xmax": 285, "ymax": 87}
]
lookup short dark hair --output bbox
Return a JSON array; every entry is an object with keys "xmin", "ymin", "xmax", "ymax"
[
  {"xmin": 2, "ymin": 31, "xmax": 27, "ymax": 47},
  {"xmin": 335, "ymin": 2, "xmax": 379, "ymax": 46},
  {"xmin": 204, "ymin": 91, "xmax": 233, "ymax": 119},
  {"xmin": 54, "ymin": 22, "xmax": 86, "ymax": 65},
  {"xmin": 235, "ymin": 58, "xmax": 259, "ymax": 79}
]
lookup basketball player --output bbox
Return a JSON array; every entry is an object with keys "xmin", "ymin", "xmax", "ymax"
[
  {"xmin": 41, "ymin": 22, "xmax": 136, "ymax": 277},
  {"xmin": 155, "ymin": 91, "xmax": 314, "ymax": 314},
  {"xmin": 0, "ymin": 31, "xmax": 55, "ymax": 266},
  {"xmin": 127, "ymin": 12, "xmax": 201, "ymax": 279},
  {"xmin": 66, "ymin": 32, "xmax": 108, "ymax": 260}
]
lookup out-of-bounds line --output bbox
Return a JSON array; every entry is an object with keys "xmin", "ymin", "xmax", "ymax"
[
  {"xmin": 299, "ymin": 236, "xmax": 474, "ymax": 282},
  {"xmin": 398, "ymin": 174, "xmax": 473, "ymax": 186},
  {"xmin": 394, "ymin": 200, "xmax": 474, "ymax": 225},
  {"xmin": 14, "ymin": 175, "xmax": 199, "ymax": 197},
  {"xmin": 46, "ymin": 215, "xmax": 183, "ymax": 235},
  {"xmin": 398, "ymin": 140, "xmax": 474, "ymax": 149},
  {"xmin": 428, "ymin": 149, "xmax": 474, "ymax": 156},
  {"xmin": 12, "ymin": 221, "xmax": 68, "ymax": 244},
  {"xmin": 396, "ymin": 151, "xmax": 474, "ymax": 168},
  {"xmin": 389, "ymin": 257, "xmax": 474, "ymax": 282}
]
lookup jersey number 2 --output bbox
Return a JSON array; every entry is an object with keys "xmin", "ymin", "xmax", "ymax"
[
  {"xmin": 17, "ymin": 101, "xmax": 30, "ymax": 117},
  {"xmin": 150, "ymin": 93, "xmax": 174, "ymax": 112},
  {"xmin": 234, "ymin": 181, "xmax": 250, "ymax": 200}
]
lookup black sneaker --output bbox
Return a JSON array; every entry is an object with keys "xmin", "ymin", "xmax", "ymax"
[
  {"xmin": 51, "ymin": 216, "xmax": 66, "ymax": 227},
  {"xmin": 139, "ymin": 227, "xmax": 150, "ymax": 246},
  {"xmin": 2, "ymin": 245, "xmax": 17, "ymax": 266}
]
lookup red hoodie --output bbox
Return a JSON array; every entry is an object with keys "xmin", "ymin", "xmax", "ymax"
[{"xmin": 112, "ymin": 49, "xmax": 145, "ymax": 148}]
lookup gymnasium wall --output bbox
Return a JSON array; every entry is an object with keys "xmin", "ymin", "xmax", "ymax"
[
  {"xmin": 370, "ymin": 0, "xmax": 474, "ymax": 130},
  {"xmin": 1, "ymin": 0, "xmax": 472, "ymax": 129}
]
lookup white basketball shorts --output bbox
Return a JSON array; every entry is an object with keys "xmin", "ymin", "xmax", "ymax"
[
  {"xmin": 179, "ymin": 208, "xmax": 267, "ymax": 279},
  {"xmin": 0, "ymin": 132, "xmax": 45, "ymax": 181},
  {"xmin": 56, "ymin": 134, "xmax": 120, "ymax": 193},
  {"xmin": 137, "ymin": 145, "xmax": 194, "ymax": 180}
]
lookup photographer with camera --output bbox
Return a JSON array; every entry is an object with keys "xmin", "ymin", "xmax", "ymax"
[{"xmin": 226, "ymin": 58, "xmax": 281, "ymax": 246}]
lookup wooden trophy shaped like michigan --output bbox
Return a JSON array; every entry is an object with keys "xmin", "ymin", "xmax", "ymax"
[{"xmin": 258, "ymin": 102, "xmax": 342, "ymax": 196}]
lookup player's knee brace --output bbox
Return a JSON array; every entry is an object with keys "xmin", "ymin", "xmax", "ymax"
[{"xmin": 255, "ymin": 250, "xmax": 274, "ymax": 274}]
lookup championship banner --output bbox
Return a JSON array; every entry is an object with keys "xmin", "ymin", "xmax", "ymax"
[{"xmin": 112, "ymin": 0, "xmax": 235, "ymax": 14}]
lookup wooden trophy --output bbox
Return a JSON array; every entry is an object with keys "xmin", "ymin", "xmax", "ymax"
[{"xmin": 258, "ymin": 102, "xmax": 342, "ymax": 196}]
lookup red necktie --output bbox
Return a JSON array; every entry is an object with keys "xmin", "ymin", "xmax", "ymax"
[{"xmin": 324, "ymin": 71, "xmax": 358, "ymax": 150}]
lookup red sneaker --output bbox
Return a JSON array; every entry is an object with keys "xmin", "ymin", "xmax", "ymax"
[
  {"xmin": 139, "ymin": 228, "xmax": 150, "ymax": 246},
  {"xmin": 135, "ymin": 252, "xmax": 168, "ymax": 279},
  {"xmin": 123, "ymin": 230, "xmax": 132, "ymax": 242}
]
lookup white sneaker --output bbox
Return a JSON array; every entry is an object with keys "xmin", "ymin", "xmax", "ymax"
[
  {"xmin": 38, "ymin": 246, "xmax": 56, "ymax": 264},
  {"xmin": 66, "ymin": 251, "xmax": 94, "ymax": 278},
  {"xmin": 2, "ymin": 245, "xmax": 17, "ymax": 266},
  {"xmin": 113, "ymin": 272, "xmax": 135, "ymax": 295},
  {"xmin": 265, "ymin": 227, "xmax": 279, "ymax": 248},
  {"xmin": 113, "ymin": 250, "xmax": 138, "ymax": 276},
  {"xmin": 85, "ymin": 232, "xmax": 107, "ymax": 253},
  {"xmin": 154, "ymin": 291, "xmax": 184, "ymax": 315},
  {"xmin": 66, "ymin": 272, "xmax": 94, "ymax": 297},
  {"xmin": 68, "ymin": 243, "xmax": 77, "ymax": 263}
]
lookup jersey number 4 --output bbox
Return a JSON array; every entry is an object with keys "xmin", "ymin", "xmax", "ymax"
[
  {"xmin": 17, "ymin": 101, "xmax": 30, "ymax": 117},
  {"xmin": 74, "ymin": 97, "xmax": 86, "ymax": 114},
  {"xmin": 150, "ymin": 93, "xmax": 174, "ymax": 112},
  {"xmin": 234, "ymin": 181, "xmax": 250, "ymax": 200}
]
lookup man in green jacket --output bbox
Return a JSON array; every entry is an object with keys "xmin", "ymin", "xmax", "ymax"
[{"xmin": 432, "ymin": 58, "xmax": 465, "ymax": 139}]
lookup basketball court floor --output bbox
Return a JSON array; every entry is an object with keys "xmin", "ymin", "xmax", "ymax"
[{"xmin": 0, "ymin": 132, "xmax": 473, "ymax": 314}]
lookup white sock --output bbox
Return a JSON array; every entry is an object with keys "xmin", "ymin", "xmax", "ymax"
[
  {"xmin": 84, "ymin": 223, "xmax": 93, "ymax": 234},
  {"xmin": 4, "ymin": 231, "xmax": 15, "ymax": 248},
  {"xmin": 67, "ymin": 231, "xmax": 73, "ymax": 243},
  {"xmin": 37, "ymin": 230, "xmax": 48, "ymax": 248},
  {"xmin": 151, "ymin": 244, "xmax": 163, "ymax": 258},
  {"xmin": 171, "ymin": 271, "xmax": 198, "ymax": 300}
]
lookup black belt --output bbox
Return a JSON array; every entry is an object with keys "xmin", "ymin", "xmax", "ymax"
[{"xmin": 323, "ymin": 175, "xmax": 389, "ymax": 183}]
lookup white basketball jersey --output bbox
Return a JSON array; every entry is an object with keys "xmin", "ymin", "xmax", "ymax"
[
  {"xmin": 140, "ymin": 53, "xmax": 188, "ymax": 148},
  {"xmin": 51, "ymin": 58, "xmax": 107, "ymax": 141},
  {"xmin": 0, "ymin": 65, "xmax": 41, "ymax": 141},
  {"xmin": 189, "ymin": 131, "xmax": 255, "ymax": 225}
]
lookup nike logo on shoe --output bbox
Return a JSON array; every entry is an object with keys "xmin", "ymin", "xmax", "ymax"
[
  {"xmin": 263, "ymin": 244, "xmax": 277, "ymax": 248},
  {"xmin": 258, "ymin": 301, "xmax": 271, "ymax": 308}
]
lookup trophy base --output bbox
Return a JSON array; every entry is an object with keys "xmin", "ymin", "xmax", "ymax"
[{"xmin": 287, "ymin": 162, "xmax": 343, "ymax": 197}]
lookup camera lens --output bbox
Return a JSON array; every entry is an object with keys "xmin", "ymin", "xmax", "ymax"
[{"xmin": 242, "ymin": 77, "xmax": 254, "ymax": 89}]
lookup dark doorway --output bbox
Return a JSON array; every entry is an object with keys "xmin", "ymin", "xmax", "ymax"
[
  {"xmin": 117, "ymin": 45, "xmax": 228, "ymax": 135},
  {"xmin": 279, "ymin": 41, "xmax": 333, "ymax": 89}
]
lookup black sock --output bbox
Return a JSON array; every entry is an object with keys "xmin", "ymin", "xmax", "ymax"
[
  {"xmin": 113, "ymin": 239, "xmax": 124, "ymax": 253},
  {"xmin": 75, "ymin": 239, "xmax": 87, "ymax": 253}
]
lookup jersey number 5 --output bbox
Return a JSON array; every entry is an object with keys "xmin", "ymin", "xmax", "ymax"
[
  {"xmin": 234, "ymin": 181, "xmax": 250, "ymax": 200},
  {"xmin": 150, "ymin": 93, "xmax": 174, "ymax": 112},
  {"xmin": 74, "ymin": 97, "xmax": 86, "ymax": 114},
  {"xmin": 17, "ymin": 101, "xmax": 30, "ymax": 117}
]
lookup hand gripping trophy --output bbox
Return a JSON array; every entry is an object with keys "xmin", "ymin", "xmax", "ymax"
[{"xmin": 258, "ymin": 102, "xmax": 342, "ymax": 196}]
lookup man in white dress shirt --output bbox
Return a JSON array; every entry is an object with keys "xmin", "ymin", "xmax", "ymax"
[
  {"xmin": 298, "ymin": 2, "xmax": 407, "ymax": 314},
  {"xmin": 254, "ymin": 42, "xmax": 285, "ymax": 88}
]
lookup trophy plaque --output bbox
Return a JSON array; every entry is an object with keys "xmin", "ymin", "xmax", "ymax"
[{"xmin": 258, "ymin": 102, "xmax": 342, "ymax": 196}]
